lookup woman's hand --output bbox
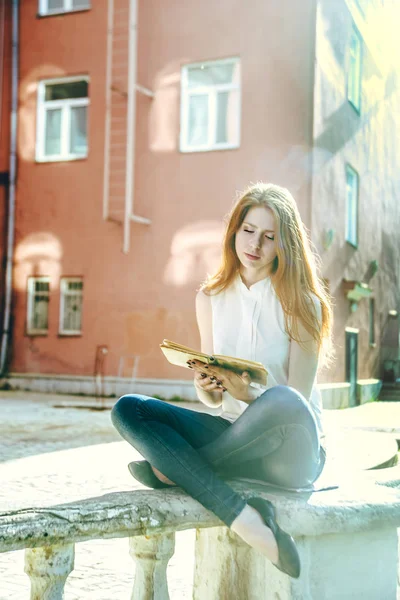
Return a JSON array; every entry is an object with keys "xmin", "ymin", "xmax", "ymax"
[{"xmin": 188, "ymin": 360, "xmax": 254, "ymax": 403}]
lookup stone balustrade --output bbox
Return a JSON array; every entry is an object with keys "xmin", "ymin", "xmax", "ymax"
[{"xmin": 1, "ymin": 471, "xmax": 400, "ymax": 599}]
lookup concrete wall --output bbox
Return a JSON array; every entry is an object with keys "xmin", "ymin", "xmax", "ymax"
[
  {"xmin": 9, "ymin": 0, "xmax": 317, "ymax": 380},
  {"xmin": 311, "ymin": 0, "xmax": 400, "ymax": 383}
]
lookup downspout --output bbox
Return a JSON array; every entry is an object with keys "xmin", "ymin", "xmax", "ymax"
[
  {"xmin": 0, "ymin": 0, "xmax": 18, "ymax": 375},
  {"xmin": 0, "ymin": 0, "xmax": 5, "ymax": 146}
]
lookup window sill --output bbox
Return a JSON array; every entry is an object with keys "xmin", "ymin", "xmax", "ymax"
[
  {"xmin": 37, "ymin": 8, "xmax": 91, "ymax": 18},
  {"xmin": 369, "ymin": 342, "xmax": 377, "ymax": 349},
  {"xmin": 345, "ymin": 239, "xmax": 358, "ymax": 250},
  {"xmin": 26, "ymin": 331, "xmax": 48, "ymax": 337},
  {"xmin": 35, "ymin": 155, "xmax": 88, "ymax": 164},
  {"xmin": 180, "ymin": 143, "xmax": 240, "ymax": 154},
  {"xmin": 347, "ymin": 98, "xmax": 361, "ymax": 116},
  {"xmin": 58, "ymin": 332, "xmax": 83, "ymax": 337}
]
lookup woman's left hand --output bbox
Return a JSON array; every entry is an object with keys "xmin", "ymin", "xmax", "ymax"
[{"xmin": 188, "ymin": 360, "xmax": 254, "ymax": 402}]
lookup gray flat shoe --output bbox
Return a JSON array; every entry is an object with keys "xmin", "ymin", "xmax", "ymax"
[{"xmin": 247, "ymin": 497, "xmax": 301, "ymax": 579}]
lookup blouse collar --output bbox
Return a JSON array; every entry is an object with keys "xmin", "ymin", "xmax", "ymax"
[{"xmin": 236, "ymin": 273, "xmax": 271, "ymax": 297}]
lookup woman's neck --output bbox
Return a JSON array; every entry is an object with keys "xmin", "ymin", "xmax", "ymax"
[{"xmin": 239, "ymin": 269, "xmax": 271, "ymax": 290}]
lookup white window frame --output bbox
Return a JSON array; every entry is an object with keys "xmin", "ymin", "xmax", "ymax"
[
  {"xmin": 38, "ymin": 0, "xmax": 91, "ymax": 17},
  {"xmin": 59, "ymin": 278, "xmax": 84, "ymax": 336},
  {"xmin": 27, "ymin": 277, "xmax": 50, "ymax": 336},
  {"xmin": 180, "ymin": 57, "xmax": 241, "ymax": 153},
  {"xmin": 345, "ymin": 164, "xmax": 359, "ymax": 247},
  {"xmin": 347, "ymin": 26, "xmax": 362, "ymax": 112},
  {"xmin": 36, "ymin": 76, "xmax": 89, "ymax": 163}
]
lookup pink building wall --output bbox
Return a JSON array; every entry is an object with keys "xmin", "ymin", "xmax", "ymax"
[{"xmin": 10, "ymin": 0, "xmax": 318, "ymax": 382}]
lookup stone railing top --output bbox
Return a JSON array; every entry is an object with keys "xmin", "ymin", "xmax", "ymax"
[
  {"xmin": 318, "ymin": 382, "xmax": 350, "ymax": 389},
  {"xmin": 1, "ymin": 471, "xmax": 400, "ymax": 555}
]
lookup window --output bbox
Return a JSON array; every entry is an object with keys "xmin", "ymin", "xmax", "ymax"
[
  {"xmin": 36, "ymin": 77, "xmax": 89, "ymax": 162},
  {"xmin": 180, "ymin": 58, "xmax": 241, "ymax": 153},
  {"xmin": 347, "ymin": 27, "xmax": 362, "ymax": 112},
  {"xmin": 27, "ymin": 277, "xmax": 50, "ymax": 335},
  {"xmin": 369, "ymin": 298, "xmax": 375, "ymax": 345},
  {"xmin": 59, "ymin": 278, "xmax": 83, "ymax": 335},
  {"xmin": 39, "ymin": 0, "xmax": 90, "ymax": 16},
  {"xmin": 345, "ymin": 165, "xmax": 359, "ymax": 247}
]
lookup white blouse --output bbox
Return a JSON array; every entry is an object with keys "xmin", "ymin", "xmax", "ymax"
[{"xmin": 210, "ymin": 274, "xmax": 324, "ymax": 437}]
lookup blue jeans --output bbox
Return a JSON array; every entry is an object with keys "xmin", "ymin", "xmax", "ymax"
[{"xmin": 111, "ymin": 385, "xmax": 325, "ymax": 527}]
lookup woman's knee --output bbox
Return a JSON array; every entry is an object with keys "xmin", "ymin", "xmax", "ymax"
[
  {"xmin": 111, "ymin": 394, "xmax": 142, "ymax": 427},
  {"xmin": 257, "ymin": 385, "xmax": 316, "ymax": 428},
  {"xmin": 258, "ymin": 385, "xmax": 304, "ymax": 408},
  {"xmin": 273, "ymin": 385, "xmax": 305, "ymax": 402},
  {"xmin": 271, "ymin": 385, "xmax": 313, "ymax": 411}
]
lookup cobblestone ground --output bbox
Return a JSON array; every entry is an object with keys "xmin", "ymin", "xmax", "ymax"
[
  {"xmin": 0, "ymin": 392, "xmax": 207, "ymax": 600},
  {"xmin": 1, "ymin": 391, "xmax": 400, "ymax": 599}
]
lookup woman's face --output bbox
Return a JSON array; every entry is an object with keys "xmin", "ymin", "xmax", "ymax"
[{"xmin": 234, "ymin": 206, "xmax": 277, "ymax": 277}]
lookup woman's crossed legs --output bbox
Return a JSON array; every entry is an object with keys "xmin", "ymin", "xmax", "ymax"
[{"xmin": 111, "ymin": 385, "xmax": 323, "ymax": 526}]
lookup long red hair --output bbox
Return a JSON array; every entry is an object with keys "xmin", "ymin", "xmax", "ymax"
[{"xmin": 201, "ymin": 183, "xmax": 333, "ymax": 360}]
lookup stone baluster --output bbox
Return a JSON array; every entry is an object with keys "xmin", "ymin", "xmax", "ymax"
[
  {"xmin": 193, "ymin": 526, "xmax": 281, "ymax": 600},
  {"xmin": 129, "ymin": 532, "xmax": 175, "ymax": 600},
  {"xmin": 24, "ymin": 543, "xmax": 75, "ymax": 600}
]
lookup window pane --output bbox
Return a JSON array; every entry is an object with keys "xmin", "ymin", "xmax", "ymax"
[
  {"xmin": 72, "ymin": 0, "xmax": 90, "ymax": 8},
  {"xmin": 350, "ymin": 33, "xmax": 360, "ymax": 55},
  {"xmin": 47, "ymin": 0, "xmax": 64, "ymax": 9},
  {"xmin": 349, "ymin": 54, "xmax": 359, "ymax": 105},
  {"xmin": 44, "ymin": 109, "xmax": 62, "ymax": 156},
  {"xmin": 67, "ymin": 281, "xmax": 83, "ymax": 291},
  {"xmin": 188, "ymin": 95, "xmax": 208, "ymax": 146},
  {"xmin": 35, "ymin": 281, "xmax": 49, "ymax": 293},
  {"xmin": 70, "ymin": 106, "xmax": 88, "ymax": 154},
  {"xmin": 45, "ymin": 80, "xmax": 88, "ymax": 101},
  {"xmin": 63, "ymin": 295, "xmax": 82, "ymax": 331},
  {"xmin": 350, "ymin": 203, "xmax": 357, "ymax": 242},
  {"xmin": 188, "ymin": 63, "xmax": 236, "ymax": 88},
  {"xmin": 369, "ymin": 299, "xmax": 375, "ymax": 344},
  {"xmin": 346, "ymin": 169, "xmax": 358, "ymax": 244},
  {"xmin": 348, "ymin": 30, "xmax": 361, "ymax": 109},
  {"xmin": 216, "ymin": 89, "xmax": 239, "ymax": 145},
  {"xmin": 216, "ymin": 91, "xmax": 229, "ymax": 144},
  {"xmin": 33, "ymin": 295, "xmax": 49, "ymax": 330}
]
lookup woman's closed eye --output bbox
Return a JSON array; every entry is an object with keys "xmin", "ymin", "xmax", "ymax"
[{"xmin": 244, "ymin": 228, "xmax": 274, "ymax": 241}]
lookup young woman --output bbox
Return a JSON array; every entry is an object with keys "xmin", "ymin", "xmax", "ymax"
[{"xmin": 111, "ymin": 183, "xmax": 333, "ymax": 579}]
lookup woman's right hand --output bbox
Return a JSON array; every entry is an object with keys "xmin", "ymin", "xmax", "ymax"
[{"xmin": 189, "ymin": 361, "xmax": 226, "ymax": 393}]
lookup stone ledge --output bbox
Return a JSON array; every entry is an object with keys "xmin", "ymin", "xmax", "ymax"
[
  {"xmin": 1, "ymin": 476, "xmax": 400, "ymax": 554},
  {"xmin": 4, "ymin": 375, "xmax": 383, "ymax": 408},
  {"xmin": 4, "ymin": 373, "xmax": 199, "ymax": 401}
]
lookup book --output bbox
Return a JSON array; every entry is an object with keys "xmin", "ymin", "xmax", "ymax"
[{"xmin": 160, "ymin": 339, "xmax": 268, "ymax": 386}]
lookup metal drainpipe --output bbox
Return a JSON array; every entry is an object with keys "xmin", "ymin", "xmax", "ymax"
[
  {"xmin": 0, "ymin": 0, "xmax": 6, "ymax": 146},
  {"xmin": 0, "ymin": 0, "xmax": 19, "ymax": 375}
]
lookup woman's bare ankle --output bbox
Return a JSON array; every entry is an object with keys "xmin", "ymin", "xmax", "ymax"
[
  {"xmin": 151, "ymin": 466, "xmax": 175, "ymax": 486},
  {"xmin": 231, "ymin": 504, "xmax": 279, "ymax": 563}
]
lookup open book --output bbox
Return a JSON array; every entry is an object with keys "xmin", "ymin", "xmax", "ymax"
[{"xmin": 160, "ymin": 339, "xmax": 268, "ymax": 386}]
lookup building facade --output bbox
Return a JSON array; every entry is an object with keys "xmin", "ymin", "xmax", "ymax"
[
  {"xmin": 0, "ymin": 0, "xmax": 399, "ymax": 401},
  {"xmin": 311, "ymin": 0, "xmax": 400, "ymax": 401}
]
